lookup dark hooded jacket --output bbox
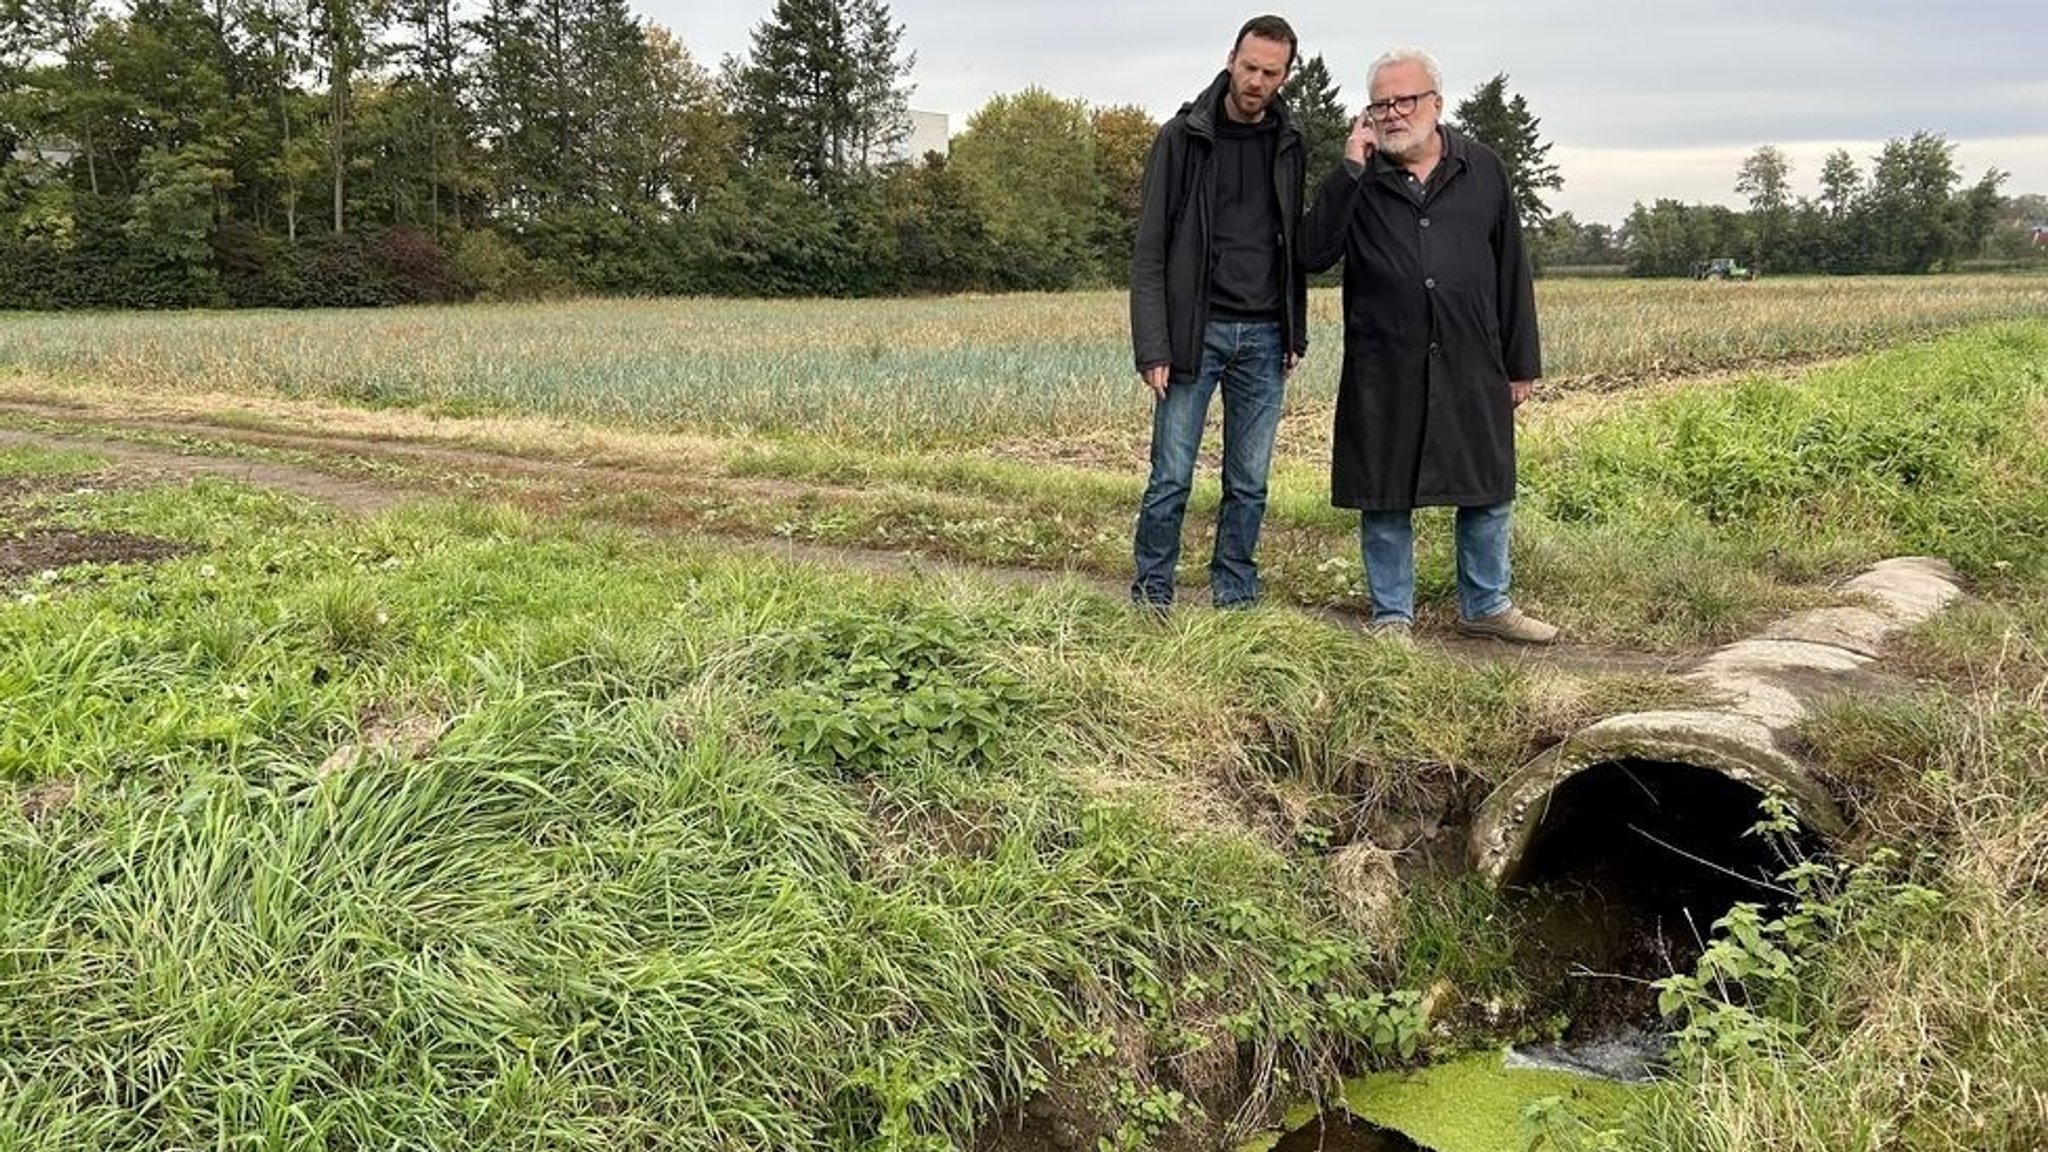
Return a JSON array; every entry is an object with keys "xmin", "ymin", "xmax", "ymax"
[
  {"xmin": 1300, "ymin": 126, "xmax": 1540, "ymax": 510},
  {"xmin": 1129, "ymin": 71, "xmax": 1309, "ymax": 376}
]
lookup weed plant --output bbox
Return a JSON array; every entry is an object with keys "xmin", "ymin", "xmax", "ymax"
[{"xmin": 1515, "ymin": 323, "xmax": 2048, "ymax": 643}]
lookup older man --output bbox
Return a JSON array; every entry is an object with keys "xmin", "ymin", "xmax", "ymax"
[
  {"xmin": 1300, "ymin": 47, "xmax": 1557, "ymax": 643},
  {"xmin": 1128, "ymin": 15, "xmax": 1309, "ymax": 611}
]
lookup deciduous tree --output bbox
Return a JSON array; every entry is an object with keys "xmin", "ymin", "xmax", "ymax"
[
  {"xmin": 1864, "ymin": 130, "xmax": 1959, "ymax": 273},
  {"xmin": 304, "ymin": 0, "xmax": 384, "ymax": 232},
  {"xmin": 1735, "ymin": 144, "xmax": 1792, "ymax": 271},
  {"xmin": 949, "ymin": 87, "xmax": 1097, "ymax": 289},
  {"xmin": 628, "ymin": 26, "xmax": 734, "ymax": 215},
  {"xmin": 389, "ymin": 0, "xmax": 466, "ymax": 230},
  {"xmin": 1088, "ymin": 102, "xmax": 1153, "ymax": 280},
  {"xmin": 1817, "ymin": 148, "xmax": 1860, "ymax": 217},
  {"xmin": 19, "ymin": 0, "xmax": 113, "ymax": 194}
]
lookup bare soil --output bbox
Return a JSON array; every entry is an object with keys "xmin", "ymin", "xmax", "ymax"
[
  {"xmin": 1, "ymin": 467, "xmax": 190, "ymax": 579},
  {"xmin": 17, "ymin": 778, "xmax": 77, "ymax": 824},
  {"xmin": 0, "ymin": 426, "xmax": 415, "ymax": 517},
  {"xmin": 1, "ymin": 527, "xmax": 188, "ymax": 579}
]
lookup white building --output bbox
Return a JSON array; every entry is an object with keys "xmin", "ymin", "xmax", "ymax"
[
  {"xmin": 902, "ymin": 110, "xmax": 949, "ymax": 162},
  {"xmin": 866, "ymin": 110, "xmax": 949, "ymax": 166}
]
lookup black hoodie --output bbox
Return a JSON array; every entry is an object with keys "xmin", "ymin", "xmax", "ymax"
[{"xmin": 1128, "ymin": 70, "xmax": 1309, "ymax": 376}]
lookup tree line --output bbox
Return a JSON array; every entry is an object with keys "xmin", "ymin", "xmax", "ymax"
[
  {"xmin": 2, "ymin": 0, "xmax": 947, "ymax": 306},
  {"xmin": 1607, "ymin": 138, "xmax": 2035, "ymax": 277},
  {"xmin": 2, "ymin": 0, "xmax": 2040, "ymax": 310}
]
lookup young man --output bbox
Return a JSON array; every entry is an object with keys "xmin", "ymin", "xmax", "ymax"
[
  {"xmin": 1300, "ymin": 47, "xmax": 1558, "ymax": 644},
  {"xmin": 1128, "ymin": 14, "xmax": 1309, "ymax": 611}
]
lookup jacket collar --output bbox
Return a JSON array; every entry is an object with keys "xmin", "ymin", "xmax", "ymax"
[{"xmin": 1183, "ymin": 69, "xmax": 1296, "ymax": 141}]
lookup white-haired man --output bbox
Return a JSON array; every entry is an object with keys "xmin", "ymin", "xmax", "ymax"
[{"xmin": 1300, "ymin": 48, "xmax": 1557, "ymax": 643}]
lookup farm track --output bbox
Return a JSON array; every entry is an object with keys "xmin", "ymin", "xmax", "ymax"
[{"xmin": 0, "ymin": 397, "xmax": 1688, "ymax": 677}]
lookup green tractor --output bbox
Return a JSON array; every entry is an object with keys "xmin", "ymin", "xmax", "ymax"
[{"xmin": 1689, "ymin": 256, "xmax": 1756, "ymax": 280}]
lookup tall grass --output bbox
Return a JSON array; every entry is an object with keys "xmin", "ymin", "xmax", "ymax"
[
  {"xmin": 1507, "ymin": 323, "xmax": 2048, "ymax": 643},
  {"xmin": 3, "ymin": 455, "xmax": 1636, "ymax": 1149},
  {"xmin": 6, "ymin": 301, "xmax": 2048, "ymax": 1148}
]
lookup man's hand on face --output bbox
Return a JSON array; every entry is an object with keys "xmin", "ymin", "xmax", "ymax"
[
  {"xmin": 1345, "ymin": 109, "xmax": 1376, "ymax": 167},
  {"xmin": 1142, "ymin": 363, "xmax": 1170, "ymax": 399}
]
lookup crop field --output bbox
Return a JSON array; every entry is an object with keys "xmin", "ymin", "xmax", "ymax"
[
  {"xmin": 3, "ymin": 275, "xmax": 2045, "ymax": 447},
  {"xmin": 3, "ymin": 280, "xmax": 2047, "ymax": 1150}
]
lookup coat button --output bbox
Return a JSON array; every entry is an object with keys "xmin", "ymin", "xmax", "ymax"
[
  {"xmin": 1429, "ymin": 342, "xmax": 1440, "ymax": 355},
  {"xmin": 1424, "ymin": 278, "xmax": 1436, "ymax": 289},
  {"xmin": 1420, "ymin": 217, "xmax": 1431, "ymax": 228}
]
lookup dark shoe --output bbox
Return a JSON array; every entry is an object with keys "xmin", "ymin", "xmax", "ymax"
[{"xmin": 1456, "ymin": 606, "xmax": 1559, "ymax": 645}]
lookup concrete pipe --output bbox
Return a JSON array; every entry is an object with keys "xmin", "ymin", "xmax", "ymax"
[{"xmin": 1471, "ymin": 557, "xmax": 1966, "ymax": 889}]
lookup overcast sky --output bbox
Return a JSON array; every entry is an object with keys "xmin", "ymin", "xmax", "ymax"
[{"xmin": 641, "ymin": 0, "xmax": 2044, "ymax": 224}]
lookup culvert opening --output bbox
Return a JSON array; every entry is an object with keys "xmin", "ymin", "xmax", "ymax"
[{"xmin": 1503, "ymin": 757, "xmax": 1820, "ymax": 1049}]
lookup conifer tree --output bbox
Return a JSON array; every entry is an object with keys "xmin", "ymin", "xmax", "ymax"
[
  {"xmin": 731, "ymin": 0, "xmax": 913, "ymax": 191},
  {"xmin": 1283, "ymin": 53, "xmax": 1347, "ymax": 195},
  {"xmin": 1451, "ymin": 72, "xmax": 1561, "ymax": 226}
]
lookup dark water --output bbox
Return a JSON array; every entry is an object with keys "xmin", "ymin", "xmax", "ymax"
[
  {"xmin": 1507, "ymin": 757, "xmax": 1807, "ymax": 1046},
  {"xmin": 1271, "ymin": 1114, "xmax": 1423, "ymax": 1152}
]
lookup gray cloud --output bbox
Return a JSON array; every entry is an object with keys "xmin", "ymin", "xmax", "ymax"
[{"xmin": 645, "ymin": 0, "xmax": 2048, "ymax": 222}]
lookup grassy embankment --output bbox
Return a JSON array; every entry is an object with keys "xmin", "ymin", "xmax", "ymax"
[{"xmin": 2, "ymin": 446, "xmax": 1650, "ymax": 1149}]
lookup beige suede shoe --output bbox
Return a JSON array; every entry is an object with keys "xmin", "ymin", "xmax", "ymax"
[{"xmin": 1456, "ymin": 606, "xmax": 1559, "ymax": 645}]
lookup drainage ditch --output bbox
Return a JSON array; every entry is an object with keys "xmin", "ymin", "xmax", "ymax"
[
  {"xmin": 1470, "ymin": 556, "xmax": 1963, "ymax": 1063},
  {"xmin": 1261, "ymin": 557, "xmax": 1967, "ymax": 1151}
]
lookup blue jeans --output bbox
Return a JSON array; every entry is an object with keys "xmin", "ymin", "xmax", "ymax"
[
  {"xmin": 1131, "ymin": 320, "xmax": 1286, "ymax": 607},
  {"xmin": 1359, "ymin": 500, "xmax": 1514, "ymax": 623}
]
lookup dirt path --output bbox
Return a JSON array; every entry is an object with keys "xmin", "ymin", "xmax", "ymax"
[
  {"xmin": 0, "ymin": 397, "xmax": 832, "ymax": 506},
  {"xmin": 0, "ymin": 406, "xmax": 1684, "ymax": 677},
  {"xmin": 0, "ymin": 416, "xmax": 1084, "ymax": 581},
  {"xmin": 0, "ymin": 426, "xmax": 417, "ymax": 516}
]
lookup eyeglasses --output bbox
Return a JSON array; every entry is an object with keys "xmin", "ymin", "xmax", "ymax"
[{"xmin": 1365, "ymin": 91, "xmax": 1437, "ymax": 121}]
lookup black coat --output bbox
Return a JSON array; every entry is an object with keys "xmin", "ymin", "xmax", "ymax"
[
  {"xmin": 1129, "ymin": 72, "xmax": 1309, "ymax": 377},
  {"xmin": 1300, "ymin": 127, "xmax": 1540, "ymax": 510}
]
